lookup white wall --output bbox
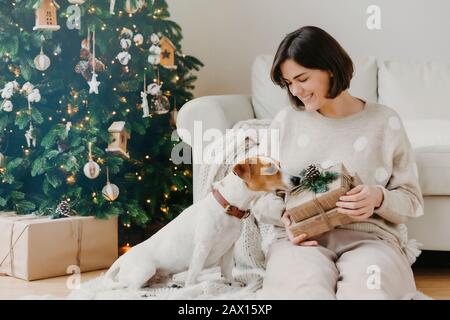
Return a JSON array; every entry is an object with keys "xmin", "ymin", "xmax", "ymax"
[{"xmin": 167, "ymin": 0, "xmax": 450, "ymax": 97}]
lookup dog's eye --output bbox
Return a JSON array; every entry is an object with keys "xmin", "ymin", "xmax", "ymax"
[{"xmin": 263, "ymin": 164, "xmax": 279, "ymax": 175}]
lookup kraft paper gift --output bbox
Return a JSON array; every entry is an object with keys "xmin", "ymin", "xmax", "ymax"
[
  {"xmin": 0, "ymin": 212, "xmax": 117, "ymax": 281},
  {"xmin": 286, "ymin": 163, "xmax": 361, "ymax": 223}
]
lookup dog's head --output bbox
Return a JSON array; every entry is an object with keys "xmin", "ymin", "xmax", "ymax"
[{"xmin": 232, "ymin": 156, "xmax": 294, "ymax": 193}]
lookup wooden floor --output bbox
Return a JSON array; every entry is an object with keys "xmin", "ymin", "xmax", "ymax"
[{"xmin": 0, "ymin": 268, "xmax": 449, "ymax": 300}]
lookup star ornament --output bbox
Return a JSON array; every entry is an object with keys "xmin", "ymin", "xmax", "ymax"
[{"xmin": 88, "ymin": 72, "xmax": 100, "ymax": 94}]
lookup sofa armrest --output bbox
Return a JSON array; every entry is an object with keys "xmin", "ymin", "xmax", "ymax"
[{"xmin": 176, "ymin": 94, "xmax": 255, "ymax": 147}]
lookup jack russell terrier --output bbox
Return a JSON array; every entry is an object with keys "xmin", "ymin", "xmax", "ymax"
[{"xmin": 103, "ymin": 156, "xmax": 296, "ymax": 289}]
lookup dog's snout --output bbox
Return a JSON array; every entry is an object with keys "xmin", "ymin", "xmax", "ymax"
[{"xmin": 290, "ymin": 176, "xmax": 301, "ymax": 186}]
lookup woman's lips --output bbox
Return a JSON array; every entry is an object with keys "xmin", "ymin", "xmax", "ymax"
[{"xmin": 301, "ymin": 93, "xmax": 313, "ymax": 103}]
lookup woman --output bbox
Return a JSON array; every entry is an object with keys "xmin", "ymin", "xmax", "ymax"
[{"xmin": 257, "ymin": 26, "xmax": 424, "ymax": 299}]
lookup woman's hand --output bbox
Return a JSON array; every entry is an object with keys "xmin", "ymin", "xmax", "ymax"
[
  {"xmin": 281, "ymin": 210, "xmax": 318, "ymax": 246},
  {"xmin": 336, "ymin": 185, "xmax": 384, "ymax": 221}
]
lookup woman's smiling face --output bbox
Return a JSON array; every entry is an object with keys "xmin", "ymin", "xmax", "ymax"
[{"xmin": 280, "ymin": 59, "xmax": 333, "ymax": 112}]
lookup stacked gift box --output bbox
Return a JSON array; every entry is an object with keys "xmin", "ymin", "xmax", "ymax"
[
  {"xmin": 285, "ymin": 163, "xmax": 363, "ymax": 240},
  {"xmin": 0, "ymin": 212, "xmax": 117, "ymax": 281}
]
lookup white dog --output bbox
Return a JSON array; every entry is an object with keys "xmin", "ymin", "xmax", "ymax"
[{"xmin": 103, "ymin": 156, "xmax": 295, "ymax": 289}]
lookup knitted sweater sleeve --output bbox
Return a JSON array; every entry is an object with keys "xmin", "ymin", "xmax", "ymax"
[{"xmin": 374, "ymin": 118, "xmax": 425, "ymax": 224}]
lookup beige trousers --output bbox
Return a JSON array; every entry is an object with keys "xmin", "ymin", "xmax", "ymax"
[{"xmin": 258, "ymin": 228, "xmax": 417, "ymax": 300}]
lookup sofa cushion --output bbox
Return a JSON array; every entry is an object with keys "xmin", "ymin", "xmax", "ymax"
[
  {"xmin": 414, "ymin": 145, "xmax": 450, "ymax": 196},
  {"xmin": 251, "ymin": 54, "xmax": 289, "ymax": 119},
  {"xmin": 403, "ymin": 119, "xmax": 450, "ymax": 148},
  {"xmin": 378, "ymin": 60, "xmax": 450, "ymax": 120},
  {"xmin": 251, "ymin": 55, "xmax": 378, "ymax": 119}
]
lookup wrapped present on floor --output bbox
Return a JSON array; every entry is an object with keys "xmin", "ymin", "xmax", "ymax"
[
  {"xmin": 0, "ymin": 212, "xmax": 118, "ymax": 281},
  {"xmin": 285, "ymin": 163, "xmax": 363, "ymax": 239}
]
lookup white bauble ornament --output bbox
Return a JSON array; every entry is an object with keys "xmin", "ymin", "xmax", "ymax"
[
  {"xmin": 151, "ymin": 94, "xmax": 170, "ymax": 115},
  {"xmin": 147, "ymin": 83, "xmax": 161, "ymax": 95},
  {"xmin": 150, "ymin": 33, "xmax": 160, "ymax": 45},
  {"xmin": 22, "ymin": 82, "xmax": 34, "ymax": 95},
  {"xmin": 1, "ymin": 100, "xmax": 13, "ymax": 112},
  {"xmin": 28, "ymin": 89, "xmax": 41, "ymax": 103},
  {"xmin": 133, "ymin": 34, "xmax": 143, "ymax": 46},
  {"xmin": 147, "ymin": 54, "xmax": 160, "ymax": 65},
  {"xmin": 102, "ymin": 182, "xmax": 119, "ymax": 201},
  {"xmin": 125, "ymin": 0, "xmax": 145, "ymax": 14},
  {"xmin": 120, "ymin": 28, "xmax": 133, "ymax": 39},
  {"xmin": 1, "ymin": 86, "xmax": 13, "ymax": 99},
  {"xmin": 149, "ymin": 45, "xmax": 161, "ymax": 55},
  {"xmin": 68, "ymin": 0, "xmax": 86, "ymax": 4},
  {"xmin": 117, "ymin": 51, "xmax": 131, "ymax": 65},
  {"xmin": 34, "ymin": 49, "xmax": 51, "ymax": 71},
  {"xmin": 83, "ymin": 160, "xmax": 101, "ymax": 179},
  {"xmin": 120, "ymin": 38, "xmax": 132, "ymax": 50}
]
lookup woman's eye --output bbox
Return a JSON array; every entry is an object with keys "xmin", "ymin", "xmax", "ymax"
[{"xmin": 298, "ymin": 78, "xmax": 308, "ymax": 83}]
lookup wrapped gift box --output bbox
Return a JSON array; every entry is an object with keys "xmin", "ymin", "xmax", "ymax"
[
  {"xmin": 0, "ymin": 212, "xmax": 118, "ymax": 281},
  {"xmin": 289, "ymin": 207, "xmax": 354, "ymax": 239},
  {"xmin": 286, "ymin": 163, "xmax": 363, "ymax": 239},
  {"xmin": 286, "ymin": 163, "xmax": 360, "ymax": 223}
]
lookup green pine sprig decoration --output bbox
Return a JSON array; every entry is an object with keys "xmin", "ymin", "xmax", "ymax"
[{"xmin": 292, "ymin": 165, "xmax": 339, "ymax": 194}]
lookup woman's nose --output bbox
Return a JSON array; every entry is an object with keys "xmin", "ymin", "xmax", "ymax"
[{"xmin": 290, "ymin": 83, "xmax": 304, "ymax": 97}]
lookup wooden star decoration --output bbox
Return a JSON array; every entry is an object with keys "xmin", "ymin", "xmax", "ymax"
[
  {"xmin": 161, "ymin": 49, "xmax": 171, "ymax": 59},
  {"xmin": 88, "ymin": 72, "xmax": 100, "ymax": 94}
]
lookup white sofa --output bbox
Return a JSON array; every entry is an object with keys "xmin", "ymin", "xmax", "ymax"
[{"xmin": 177, "ymin": 55, "xmax": 450, "ymax": 251}]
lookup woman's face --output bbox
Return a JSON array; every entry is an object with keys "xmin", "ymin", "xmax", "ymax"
[{"xmin": 280, "ymin": 59, "xmax": 332, "ymax": 111}]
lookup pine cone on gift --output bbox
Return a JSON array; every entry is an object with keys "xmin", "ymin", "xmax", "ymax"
[
  {"xmin": 54, "ymin": 201, "xmax": 73, "ymax": 219},
  {"xmin": 304, "ymin": 164, "xmax": 321, "ymax": 183}
]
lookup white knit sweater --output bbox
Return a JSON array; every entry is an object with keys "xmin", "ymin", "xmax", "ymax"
[{"xmin": 260, "ymin": 101, "xmax": 425, "ymax": 255}]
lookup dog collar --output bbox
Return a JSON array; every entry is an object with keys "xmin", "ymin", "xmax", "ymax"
[{"xmin": 212, "ymin": 189, "xmax": 250, "ymax": 219}]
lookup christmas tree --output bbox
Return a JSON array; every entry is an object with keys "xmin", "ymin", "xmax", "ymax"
[{"xmin": 0, "ymin": 0, "xmax": 203, "ymax": 245}]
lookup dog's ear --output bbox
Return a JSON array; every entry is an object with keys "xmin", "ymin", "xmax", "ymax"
[{"xmin": 233, "ymin": 163, "xmax": 251, "ymax": 182}]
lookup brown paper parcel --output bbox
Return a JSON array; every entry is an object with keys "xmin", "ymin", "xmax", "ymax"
[
  {"xmin": 286, "ymin": 163, "xmax": 360, "ymax": 223},
  {"xmin": 0, "ymin": 213, "xmax": 118, "ymax": 281},
  {"xmin": 289, "ymin": 207, "xmax": 354, "ymax": 239}
]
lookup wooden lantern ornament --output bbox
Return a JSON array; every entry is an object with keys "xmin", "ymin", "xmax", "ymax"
[
  {"xmin": 159, "ymin": 36, "xmax": 177, "ymax": 70},
  {"xmin": 33, "ymin": 0, "xmax": 61, "ymax": 31},
  {"xmin": 105, "ymin": 121, "xmax": 130, "ymax": 159}
]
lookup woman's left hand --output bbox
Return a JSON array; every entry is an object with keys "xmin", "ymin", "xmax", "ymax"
[{"xmin": 335, "ymin": 185, "xmax": 384, "ymax": 221}]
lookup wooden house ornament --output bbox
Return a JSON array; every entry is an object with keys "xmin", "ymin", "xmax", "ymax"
[
  {"xmin": 105, "ymin": 121, "xmax": 130, "ymax": 159},
  {"xmin": 159, "ymin": 36, "xmax": 177, "ymax": 69},
  {"xmin": 33, "ymin": 0, "xmax": 61, "ymax": 31}
]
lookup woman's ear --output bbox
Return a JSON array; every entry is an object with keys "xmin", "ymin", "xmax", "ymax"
[{"xmin": 233, "ymin": 163, "xmax": 251, "ymax": 182}]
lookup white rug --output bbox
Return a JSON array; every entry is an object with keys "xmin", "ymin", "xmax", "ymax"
[
  {"xmin": 20, "ymin": 266, "xmax": 432, "ymax": 300},
  {"xmin": 22, "ymin": 267, "xmax": 266, "ymax": 300}
]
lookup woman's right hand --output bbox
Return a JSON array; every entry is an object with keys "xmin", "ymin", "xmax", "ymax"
[{"xmin": 281, "ymin": 210, "xmax": 319, "ymax": 246}]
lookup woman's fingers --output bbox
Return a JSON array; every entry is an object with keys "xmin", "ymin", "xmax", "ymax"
[
  {"xmin": 337, "ymin": 206, "xmax": 368, "ymax": 216},
  {"xmin": 281, "ymin": 210, "xmax": 291, "ymax": 227},
  {"xmin": 336, "ymin": 198, "xmax": 369, "ymax": 210},
  {"xmin": 292, "ymin": 233, "xmax": 308, "ymax": 245},
  {"xmin": 300, "ymin": 240, "xmax": 318, "ymax": 246}
]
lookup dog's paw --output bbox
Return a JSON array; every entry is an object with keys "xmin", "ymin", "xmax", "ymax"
[{"xmin": 223, "ymin": 279, "xmax": 246, "ymax": 287}]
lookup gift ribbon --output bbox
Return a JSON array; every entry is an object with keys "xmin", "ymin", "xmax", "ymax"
[
  {"xmin": 311, "ymin": 194, "xmax": 333, "ymax": 230},
  {"xmin": 0, "ymin": 215, "xmax": 42, "ymax": 277},
  {"xmin": 0, "ymin": 215, "xmax": 84, "ymax": 278}
]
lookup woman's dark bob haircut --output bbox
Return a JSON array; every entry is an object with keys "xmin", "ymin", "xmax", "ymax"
[{"xmin": 271, "ymin": 26, "xmax": 354, "ymax": 110}]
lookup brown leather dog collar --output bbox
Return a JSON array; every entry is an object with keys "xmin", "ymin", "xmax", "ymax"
[{"xmin": 212, "ymin": 189, "xmax": 250, "ymax": 219}]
